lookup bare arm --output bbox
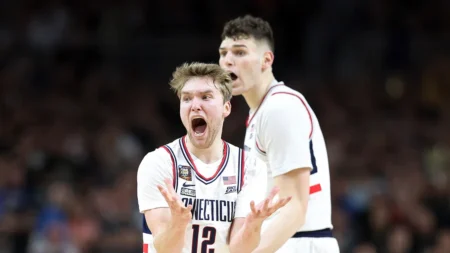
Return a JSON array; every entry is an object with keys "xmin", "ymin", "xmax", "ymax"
[
  {"xmin": 226, "ymin": 153, "xmax": 268, "ymax": 253},
  {"xmin": 140, "ymin": 174, "xmax": 193, "ymax": 253},
  {"xmin": 145, "ymin": 208, "xmax": 187, "ymax": 253},
  {"xmin": 229, "ymin": 187, "xmax": 291, "ymax": 253},
  {"xmin": 228, "ymin": 218, "xmax": 263, "ymax": 253},
  {"xmin": 252, "ymin": 94, "xmax": 315, "ymax": 252},
  {"xmin": 253, "ymin": 168, "xmax": 310, "ymax": 253},
  {"xmin": 138, "ymin": 148, "xmax": 192, "ymax": 252}
]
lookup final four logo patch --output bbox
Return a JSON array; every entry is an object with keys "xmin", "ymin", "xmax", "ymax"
[{"xmin": 178, "ymin": 165, "xmax": 192, "ymax": 181}]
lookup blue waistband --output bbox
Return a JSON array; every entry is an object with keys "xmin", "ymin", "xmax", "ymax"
[{"xmin": 292, "ymin": 228, "xmax": 333, "ymax": 238}]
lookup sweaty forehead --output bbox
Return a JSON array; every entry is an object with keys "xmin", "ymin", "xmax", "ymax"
[{"xmin": 181, "ymin": 77, "xmax": 220, "ymax": 94}]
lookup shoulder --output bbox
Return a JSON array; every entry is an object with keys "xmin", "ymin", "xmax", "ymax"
[
  {"xmin": 142, "ymin": 147, "xmax": 171, "ymax": 164},
  {"xmin": 138, "ymin": 140, "xmax": 180, "ymax": 172},
  {"xmin": 258, "ymin": 85, "xmax": 312, "ymax": 121},
  {"xmin": 266, "ymin": 86, "xmax": 310, "ymax": 112}
]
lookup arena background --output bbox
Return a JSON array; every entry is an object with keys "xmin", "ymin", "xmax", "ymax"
[{"xmin": 0, "ymin": 0, "xmax": 449, "ymax": 252}]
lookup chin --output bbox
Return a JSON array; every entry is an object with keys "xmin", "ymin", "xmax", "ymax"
[
  {"xmin": 232, "ymin": 87, "xmax": 245, "ymax": 96},
  {"xmin": 188, "ymin": 134, "xmax": 211, "ymax": 149}
]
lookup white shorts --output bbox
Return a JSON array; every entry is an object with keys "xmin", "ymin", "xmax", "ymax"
[
  {"xmin": 143, "ymin": 234, "xmax": 339, "ymax": 253},
  {"xmin": 276, "ymin": 237, "xmax": 340, "ymax": 253},
  {"xmin": 143, "ymin": 233, "xmax": 154, "ymax": 253}
]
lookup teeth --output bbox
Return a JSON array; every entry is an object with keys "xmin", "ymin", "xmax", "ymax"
[{"xmin": 194, "ymin": 130, "xmax": 205, "ymax": 136}]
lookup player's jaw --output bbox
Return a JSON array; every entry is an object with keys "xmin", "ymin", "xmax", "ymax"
[{"xmin": 227, "ymin": 70, "xmax": 260, "ymax": 96}]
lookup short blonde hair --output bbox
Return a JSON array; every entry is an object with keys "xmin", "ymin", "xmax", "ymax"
[{"xmin": 169, "ymin": 62, "xmax": 232, "ymax": 102}]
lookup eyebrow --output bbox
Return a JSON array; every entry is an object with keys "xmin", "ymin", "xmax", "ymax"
[
  {"xmin": 181, "ymin": 89, "xmax": 214, "ymax": 95},
  {"xmin": 219, "ymin": 44, "xmax": 248, "ymax": 50}
]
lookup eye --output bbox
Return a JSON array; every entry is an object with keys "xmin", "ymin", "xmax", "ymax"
[
  {"xmin": 219, "ymin": 51, "xmax": 227, "ymax": 57},
  {"xmin": 202, "ymin": 95, "xmax": 212, "ymax": 100},
  {"xmin": 235, "ymin": 50, "xmax": 246, "ymax": 56},
  {"xmin": 182, "ymin": 96, "xmax": 191, "ymax": 102}
]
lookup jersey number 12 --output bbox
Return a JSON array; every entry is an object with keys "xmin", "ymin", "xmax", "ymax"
[{"xmin": 191, "ymin": 224, "xmax": 216, "ymax": 253}]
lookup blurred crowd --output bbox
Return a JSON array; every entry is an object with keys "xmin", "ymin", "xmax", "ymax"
[{"xmin": 1, "ymin": 0, "xmax": 450, "ymax": 253}]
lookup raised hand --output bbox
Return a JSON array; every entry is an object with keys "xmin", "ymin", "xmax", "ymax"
[
  {"xmin": 246, "ymin": 187, "xmax": 291, "ymax": 223},
  {"xmin": 157, "ymin": 178, "xmax": 193, "ymax": 224}
]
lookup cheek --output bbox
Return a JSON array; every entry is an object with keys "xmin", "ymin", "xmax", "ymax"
[
  {"xmin": 240, "ymin": 58, "xmax": 258, "ymax": 73},
  {"xmin": 252, "ymin": 57, "xmax": 262, "ymax": 69},
  {"xmin": 180, "ymin": 106, "xmax": 189, "ymax": 124},
  {"xmin": 219, "ymin": 58, "xmax": 225, "ymax": 67},
  {"xmin": 205, "ymin": 106, "xmax": 222, "ymax": 120},
  {"xmin": 239, "ymin": 59, "xmax": 251, "ymax": 69}
]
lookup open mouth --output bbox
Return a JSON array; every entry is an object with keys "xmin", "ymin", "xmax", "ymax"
[
  {"xmin": 191, "ymin": 118, "xmax": 207, "ymax": 136},
  {"xmin": 229, "ymin": 72, "xmax": 238, "ymax": 81}
]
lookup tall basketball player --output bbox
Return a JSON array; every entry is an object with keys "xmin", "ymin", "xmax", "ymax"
[{"xmin": 219, "ymin": 15, "xmax": 340, "ymax": 253}]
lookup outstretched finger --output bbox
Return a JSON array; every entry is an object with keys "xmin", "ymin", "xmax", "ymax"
[
  {"xmin": 163, "ymin": 179, "xmax": 187, "ymax": 208},
  {"xmin": 266, "ymin": 186, "xmax": 280, "ymax": 202},
  {"xmin": 262, "ymin": 196, "xmax": 271, "ymax": 211},
  {"xmin": 157, "ymin": 184, "xmax": 174, "ymax": 205},
  {"xmin": 271, "ymin": 196, "xmax": 292, "ymax": 211},
  {"xmin": 250, "ymin": 201, "xmax": 257, "ymax": 214},
  {"xmin": 279, "ymin": 196, "xmax": 292, "ymax": 207},
  {"xmin": 163, "ymin": 178, "xmax": 177, "ymax": 195},
  {"xmin": 163, "ymin": 178, "xmax": 185, "ymax": 204}
]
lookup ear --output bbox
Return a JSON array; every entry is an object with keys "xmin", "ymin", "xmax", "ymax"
[
  {"xmin": 261, "ymin": 51, "xmax": 274, "ymax": 71},
  {"xmin": 223, "ymin": 101, "xmax": 231, "ymax": 118}
]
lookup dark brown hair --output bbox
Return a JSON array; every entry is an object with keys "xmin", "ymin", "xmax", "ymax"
[{"xmin": 221, "ymin": 15, "xmax": 275, "ymax": 51}]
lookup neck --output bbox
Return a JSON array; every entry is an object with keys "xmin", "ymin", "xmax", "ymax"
[
  {"xmin": 242, "ymin": 71, "xmax": 275, "ymax": 111},
  {"xmin": 185, "ymin": 133, "xmax": 224, "ymax": 164}
]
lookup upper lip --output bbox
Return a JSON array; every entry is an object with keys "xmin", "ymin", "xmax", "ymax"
[
  {"xmin": 228, "ymin": 71, "xmax": 237, "ymax": 80},
  {"xmin": 190, "ymin": 115, "xmax": 205, "ymax": 121}
]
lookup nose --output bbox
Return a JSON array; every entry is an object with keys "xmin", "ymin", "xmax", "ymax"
[
  {"xmin": 222, "ymin": 53, "xmax": 233, "ymax": 68},
  {"xmin": 191, "ymin": 97, "xmax": 202, "ymax": 111}
]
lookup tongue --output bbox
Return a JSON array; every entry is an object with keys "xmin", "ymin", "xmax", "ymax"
[{"xmin": 194, "ymin": 124, "xmax": 207, "ymax": 134}]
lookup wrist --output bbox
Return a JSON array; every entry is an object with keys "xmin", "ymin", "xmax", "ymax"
[
  {"xmin": 168, "ymin": 219, "xmax": 190, "ymax": 232},
  {"xmin": 245, "ymin": 215, "xmax": 264, "ymax": 227},
  {"xmin": 244, "ymin": 218, "xmax": 263, "ymax": 233}
]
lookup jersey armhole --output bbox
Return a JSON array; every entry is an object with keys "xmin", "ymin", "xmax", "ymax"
[
  {"xmin": 160, "ymin": 145, "xmax": 178, "ymax": 189},
  {"xmin": 237, "ymin": 149, "xmax": 245, "ymax": 193},
  {"xmin": 143, "ymin": 145, "xmax": 177, "ymax": 237}
]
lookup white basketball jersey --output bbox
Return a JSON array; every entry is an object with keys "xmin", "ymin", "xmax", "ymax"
[
  {"xmin": 139, "ymin": 136, "xmax": 266, "ymax": 253},
  {"xmin": 243, "ymin": 81, "xmax": 333, "ymax": 232}
]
